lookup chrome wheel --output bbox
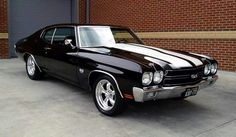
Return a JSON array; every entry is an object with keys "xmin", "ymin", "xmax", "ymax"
[
  {"xmin": 27, "ymin": 56, "xmax": 36, "ymax": 76},
  {"xmin": 95, "ymin": 79, "xmax": 116, "ymax": 111}
]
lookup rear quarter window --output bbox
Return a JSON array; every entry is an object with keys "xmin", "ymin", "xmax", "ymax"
[{"xmin": 43, "ymin": 28, "xmax": 55, "ymax": 43}]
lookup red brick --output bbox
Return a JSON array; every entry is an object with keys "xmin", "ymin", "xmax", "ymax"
[
  {"xmin": 88, "ymin": 0, "xmax": 236, "ymax": 71},
  {"xmin": 0, "ymin": 39, "xmax": 9, "ymax": 58},
  {"xmin": 142, "ymin": 39, "xmax": 236, "ymax": 71},
  {"xmin": 79, "ymin": 0, "xmax": 86, "ymax": 24},
  {"xmin": 0, "ymin": 0, "xmax": 8, "ymax": 32},
  {"xmin": 0, "ymin": 0, "xmax": 9, "ymax": 58},
  {"xmin": 89, "ymin": 0, "xmax": 236, "ymax": 31}
]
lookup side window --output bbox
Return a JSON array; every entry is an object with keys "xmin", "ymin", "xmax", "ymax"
[
  {"xmin": 53, "ymin": 27, "xmax": 75, "ymax": 45},
  {"xmin": 43, "ymin": 28, "xmax": 55, "ymax": 44}
]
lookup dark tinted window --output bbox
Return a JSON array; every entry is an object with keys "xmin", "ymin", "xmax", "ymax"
[
  {"xmin": 53, "ymin": 27, "xmax": 75, "ymax": 45},
  {"xmin": 43, "ymin": 28, "xmax": 55, "ymax": 43}
]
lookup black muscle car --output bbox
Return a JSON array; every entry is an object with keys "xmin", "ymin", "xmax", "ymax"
[{"xmin": 15, "ymin": 24, "xmax": 218, "ymax": 116}]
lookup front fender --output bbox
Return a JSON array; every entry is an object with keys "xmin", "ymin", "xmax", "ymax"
[{"xmin": 77, "ymin": 52, "xmax": 144, "ymax": 99}]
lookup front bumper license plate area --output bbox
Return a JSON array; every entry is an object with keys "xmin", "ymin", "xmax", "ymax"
[{"xmin": 184, "ymin": 87, "xmax": 199, "ymax": 97}]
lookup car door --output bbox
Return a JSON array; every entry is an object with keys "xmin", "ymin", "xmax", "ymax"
[
  {"xmin": 43, "ymin": 27, "xmax": 79, "ymax": 83},
  {"xmin": 35, "ymin": 27, "xmax": 56, "ymax": 70}
]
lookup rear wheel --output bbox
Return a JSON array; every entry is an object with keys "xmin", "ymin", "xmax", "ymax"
[
  {"xmin": 93, "ymin": 75, "xmax": 125, "ymax": 116},
  {"xmin": 26, "ymin": 55, "xmax": 44, "ymax": 80}
]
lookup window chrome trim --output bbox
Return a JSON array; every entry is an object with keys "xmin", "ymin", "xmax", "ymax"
[
  {"xmin": 88, "ymin": 70, "xmax": 124, "ymax": 98},
  {"xmin": 51, "ymin": 28, "xmax": 57, "ymax": 45},
  {"xmin": 40, "ymin": 30, "xmax": 45, "ymax": 38},
  {"xmin": 77, "ymin": 26, "xmax": 82, "ymax": 48},
  {"xmin": 40, "ymin": 27, "xmax": 56, "ymax": 44},
  {"xmin": 74, "ymin": 26, "xmax": 80, "ymax": 48}
]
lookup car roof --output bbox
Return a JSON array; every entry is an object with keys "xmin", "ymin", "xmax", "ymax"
[{"xmin": 43, "ymin": 23, "xmax": 129, "ymax": 29}]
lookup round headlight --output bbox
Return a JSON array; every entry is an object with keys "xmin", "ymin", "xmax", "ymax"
[
  {"xmin": 153, "ymin": 71, "xmax": 164, "ymax": 84},
  {"xmin": 210, "ymin": 63, "xmax": 217, "ymax": 74},
  {"xmin": 142, "ymin": 72, "xmax": 153, "ymax": 86},
  {"xmin": 204, "ymin": 64, "xmax": 210, "ymax": 75}
]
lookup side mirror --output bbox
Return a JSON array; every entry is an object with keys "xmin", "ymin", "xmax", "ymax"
[
  {"xmin": 64, "ymin": 39, "xmax": 72, "ymax": 45},
  {"xmin": 64, "ymin": 38, "xmax": 76, "ymax": 49}
]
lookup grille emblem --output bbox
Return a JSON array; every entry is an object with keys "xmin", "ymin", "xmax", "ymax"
[{"xmin": 191, "ymin": 74, "xmax": 198, "ymax": 79}]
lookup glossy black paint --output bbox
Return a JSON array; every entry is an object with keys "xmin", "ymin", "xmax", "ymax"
[{"xmin": 15, "ymin": 24, "xmax": 218, "ymax": 99}]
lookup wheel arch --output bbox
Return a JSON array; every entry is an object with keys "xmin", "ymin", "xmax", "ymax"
[
  {"xmin": 23, "ymin": 53, "xmax": 30, "ymax": 62},
  {"xmin": 23, "ymin": 52, "xmax": 42, "ymax": 72},
  {"xmin": 88, "ymin": 70, "xmax": 124, "ymax": 98}
]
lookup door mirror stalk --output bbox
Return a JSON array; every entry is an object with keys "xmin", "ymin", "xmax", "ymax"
[{"xmin": 64, "ymin": 39, "xmax": 76, "ymax": 49}]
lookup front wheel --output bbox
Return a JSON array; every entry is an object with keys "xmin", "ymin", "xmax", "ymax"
[
  {"xmin": 26, "ymin": 55, "xmax": 44, "ymax": 80},
  {"xmin": 92, "ymin": 75, "xmax": 126, "ymax": 116}
]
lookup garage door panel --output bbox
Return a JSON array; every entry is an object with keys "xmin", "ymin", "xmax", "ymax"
[{"xmin": 9, "ymin": 0, "xmax": 72, "ymax": 57}]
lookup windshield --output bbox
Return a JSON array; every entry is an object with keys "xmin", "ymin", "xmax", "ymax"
[{"xmin": 79, "ymin": 27, "xmax": 142, "ymax": 47}]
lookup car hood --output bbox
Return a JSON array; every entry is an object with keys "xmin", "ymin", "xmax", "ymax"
[{"xmin": 81, "ymin": 43, "xmax": 208, "ymax": 70}]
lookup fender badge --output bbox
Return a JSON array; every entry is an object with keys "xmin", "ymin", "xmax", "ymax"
[{"xmin": 79, "ymin": 68, "xmax": 84, "ymax": 73}]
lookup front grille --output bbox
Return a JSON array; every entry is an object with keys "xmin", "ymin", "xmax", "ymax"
[{"xmin": 163, "ymin": 66, "xmax": 204, "ymax": 86}]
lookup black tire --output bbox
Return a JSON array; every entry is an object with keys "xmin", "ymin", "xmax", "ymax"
[
  {"xmin": 92, "ymin": 75, "xmax": 126, "ymax": 116},
  {"xmin": 26, "ymin": 55, "xmax": 44, "ymax": 80}
]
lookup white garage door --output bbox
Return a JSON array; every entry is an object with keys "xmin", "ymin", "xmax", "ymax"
[{"xmin": 9, "ymin": 0, "xmax": 77, "ymax": 57}]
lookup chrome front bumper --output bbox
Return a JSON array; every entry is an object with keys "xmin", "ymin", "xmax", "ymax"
[{"xmin": 133, "ymin": 75, "xmax": 218, "ymax": 102}]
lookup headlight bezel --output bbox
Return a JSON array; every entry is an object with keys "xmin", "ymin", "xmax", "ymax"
[
  {"xmin": 204, "ymin": 64, "xmax": 211, "ymax": 75},
  {"xmin": 210, "ymin": 63, "xmax": 218, "ymax": 74},
  {"xmin": 142, "ymin": 72, "xmax": 153, "ymax": 86},
  {"xmin": 153, "ymin": 71, "xmax": 164, "ymax": 84}
]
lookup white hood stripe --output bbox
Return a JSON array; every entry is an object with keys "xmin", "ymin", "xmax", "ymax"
[
  {"xmin": 190, "ymin": 52, "xmax": 213, "ymax": 60},
  {"xmin": 151, "ymin": 47, "xmax": 203, "ymax": 66},
  {"xmin": 112, "ymin": 44, "xmax": 192, "ymax": 68},
  {"xmin": 132, "ymin": 44, "xmax": 203, "ymax": 66}
]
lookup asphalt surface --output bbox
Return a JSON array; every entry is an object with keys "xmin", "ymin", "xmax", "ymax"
[{"xmin": 0, "ymin": 59, "xmax": 236, "ymax": 137}]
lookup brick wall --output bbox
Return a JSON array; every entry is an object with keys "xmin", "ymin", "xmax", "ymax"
[
  {"xmin": 79, "ymin": 0, "xmax": 86, "ymax": 24},
  {"xmin": 90, "ymin": 0, "xmax": 236, "ymax": 32},
  {"xmin": 89, "ymin": 0, "xmax": 236, "ymax": 71},
  {"xmin": 0, "ymin": 39, "xmax": 9, "ymax": 58},
  {"xmin": 143, "ymin": 39, "xmax": 236, "ymax": 71},
  {"xmin": 0, "ymin": 0, "xmax": 9, "ymax": 59}
]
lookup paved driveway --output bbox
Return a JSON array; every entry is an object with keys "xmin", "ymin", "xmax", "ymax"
[{"xmin": 0, "ymin": 59, "xmax": 236, "ymax": 137}]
